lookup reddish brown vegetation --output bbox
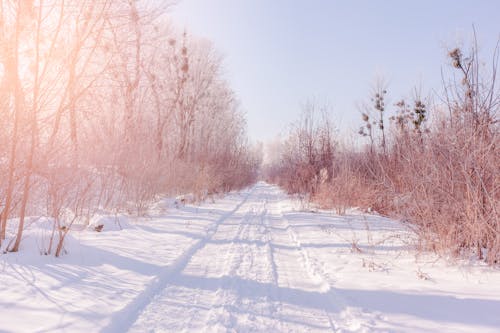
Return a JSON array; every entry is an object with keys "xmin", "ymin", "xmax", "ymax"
[
  {"xmin": 266, "ymin": 43, "xmax": 499, "ymax": 264},
  {"xmin": 0, "ymin": 1, "xmax": 260, "ymax": 255}
]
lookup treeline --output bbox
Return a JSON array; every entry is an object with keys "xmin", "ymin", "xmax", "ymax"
[
  {"xmin": 0, "ymin": 1, "xmax": 260, "ymax": 255},
  {"xmin": 266, "ymin": 42, "xmax": 499, "ymax": 264}
]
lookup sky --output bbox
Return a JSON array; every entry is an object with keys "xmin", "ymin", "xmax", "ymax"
[{"xmin": 168, "ymin": 0, "xmax": 500, "ymax": 143}]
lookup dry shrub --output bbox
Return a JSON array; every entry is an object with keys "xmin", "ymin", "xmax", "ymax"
[
  {"xmin": 267, "ymin": 39, "xmax": 499, "ymax": 264},
  {"xmin": 267, "ymin": 102, "xmax": 334, "ymax": 197},
  {"xmin": 394, "ymin": 115, "xmax": 499, "ymax": 263},
  {"xmin": 313, "ymin": 155, "xmax": 382, "ymax": 214}
]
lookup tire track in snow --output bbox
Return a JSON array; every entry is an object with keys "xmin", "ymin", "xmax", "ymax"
[
  {"xmin": 202, "ymin": 205, "xmax": 255, "ymax": 331},
  {"xmin": 279, "ymin": 206, "xmax": 340, "ymax": 332},
  {"xmin": 101, "ymin": 186, "xmax": 256, "ymax": 333},
  {"xmin": 203, "ymin": 195, "xmax": 282, "ymax": 332},
  {"xmin": 235, "ymin": 199, "xmax": 282, "ymax": 331},
  {"xmin": 281, "ymin": 207, "xmax": 374, "ymax": 332},
  {"xmin": 262, "ymin": 198, "xmax": 288, "ymax": 333}
]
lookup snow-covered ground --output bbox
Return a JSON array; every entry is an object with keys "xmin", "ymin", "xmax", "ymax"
[{"xmin": 1, "ymin": 182, "xmax": 499, "ymax": 332}]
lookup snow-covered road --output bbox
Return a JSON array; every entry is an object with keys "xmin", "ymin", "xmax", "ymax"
[
  {"xmin": 127, "ymin": 183, "xmax": 349, "ymax": 332},
  {"xmin": 1, "ymin": 182, "xmax": 500, "ymax": 332}
]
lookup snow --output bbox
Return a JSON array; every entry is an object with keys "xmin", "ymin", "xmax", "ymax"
[{"xmin": 1, "ymin": 182, "xmax": 499, "ymax": 332}]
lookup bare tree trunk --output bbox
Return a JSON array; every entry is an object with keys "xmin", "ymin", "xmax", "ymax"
[
  {"xmin": 123, "ymin": 1, "xmax": 142, "ymax": 144},
  {"xmin": 0, "ymin": 4, "xmax": 22, "ymax": 243},
  {"xmin": 11, "ymin": 2, "xmax": 42, "ymax": 252}
]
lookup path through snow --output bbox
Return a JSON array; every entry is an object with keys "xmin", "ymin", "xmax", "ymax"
[{"xmin": 1, "ymin": 182, "xmax": 499, "ymax": 332}]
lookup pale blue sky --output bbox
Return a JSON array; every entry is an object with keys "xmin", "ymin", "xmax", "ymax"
[{"xmin": 169, "ymin": 0, "xmax": 500, "ymax": 142}]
